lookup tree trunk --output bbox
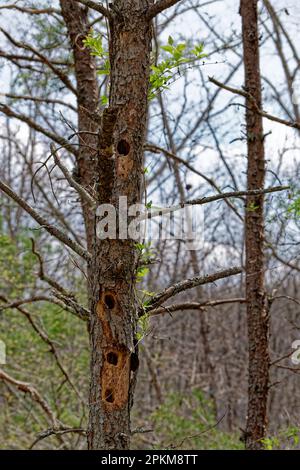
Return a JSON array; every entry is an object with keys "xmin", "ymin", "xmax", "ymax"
[
  {"xmin": 60, "ymin": 0, "xmax": 99, "ymax": 249},
  {"xmin": 87, "ymin": 1, "xmax": 153, "ymax": 450},
  {"xmin": 61, "ymin": 0, "xmax": 153, "ymax": 450},
  {"xmin": 240, "ymin": 0, "xmax": 270, "ymax": 450}
]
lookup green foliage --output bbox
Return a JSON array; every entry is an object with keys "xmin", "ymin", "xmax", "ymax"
[
  {"xmin": 246, "ymin": 202, "xmax": 260, "ymax": 212},
  {"xmin": 101, "ymin": 95, "xmax": 109, "ymax": 106},
  {"xmin": 0, "ymin": 229, "xmax": 89, "ymax": 449},
  {"xmin": 151, "ymin": 389, "xmax": 243, "ymax": 450},
  {"xmin": 136, "ymin": 266, "xmax": 150, "ymax": 283},
  {"xmin": 83, "ymin": 30, "xmax": 110, "ymax": 104},
  {"xmin": 261, "ymin": 436, "xmax": 280, "ymax": 450},
  {"xmin": 135, "ymin": 242, "xmax": 153, "ymax": 283},
  {"xmin": 82, "ymin": 30, "xmax": 108, "ymax": 60},
  {"xmin": 0, "ymin": 302, "xmax": 89, "ymax": 449},
  {"xmin": 287, "ymin": 190, "xmax": 300, "ymax": 218},
  {"xmin": 0, "ymin": 227, "xmax": 36, "ymax": 297},
  {"xmin": 83, "ymin": 32, "xmax": 206, "ymax": 102},
  {"xmin": 149, "ymin": 36, "xmax": 206, "ymax": 100},
  {"xmin": 136, "ymin": 312, "xmax": 151, "ymax": 342},
  {"xmin": 135, "ymin": 241, "xmax": 153, "ymax": 262},
  {"xmin": 261, "ymin": 426, "xmax": 300, "ymax": 450}
]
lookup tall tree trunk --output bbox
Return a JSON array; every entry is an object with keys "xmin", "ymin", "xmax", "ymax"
[
  {"xmin": 60, "ymin": 0, "xmax": 99, "ymax": 250},
  {"xmin": 240, "ymin": 0, "xmax": 270, "ymax": 449},
  {"xmin": 88, "ymin": 1, "xmax": 153, "ymax": 450},
  {"xmin": 61, "ymin": 0, "xmax": 154, "ymax": 450}
]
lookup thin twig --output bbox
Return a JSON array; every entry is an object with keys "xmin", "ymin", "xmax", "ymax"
[
  {"xmin": 209, "ymin": 76, "xmax": 300, "ymax": 130},
  {"xmin": 0, "ymin": 369, "xmax": 59, "ymax": 428},
  {"xmin": 50, "ymin": 144, "xmax": 96, "ymax": 209},
  {"xmin": 29, "ymin": 427, "xmax": 86, "ymax": 450},
  {"xmin": 141, "ymin": 186, "xmax": 289, "ymax": 220},
  {"xmin": 149, "ymin": 297, "xmax": 246, "ymax": 316},
  {"xmin": 167, "ymin": 409, "xmax": 227, "ymax": 449}
]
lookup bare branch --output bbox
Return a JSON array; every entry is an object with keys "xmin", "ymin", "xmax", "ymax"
[
  {"xmin": 139, "ymin": 267, "xmax": 242, "ymax": 315},
  {"xmin": 185, "ymin": 186, "xmax": 289, "ymax": 206},
  {"xmin": 0, "ymin": 369, "xmax": 59, "ymax": 428},
  {"xmin": 145, "ymin": 143, "xmax": 243, "ymax": 221},
  {"xmin": 1, "ymin": 93, "xmax": 77, "ymax": 112},
  {"xmin": 209, "ymin": 76, "xmax": 300, "ymax": 130},
  {"xmin": 30, "ymin": 239, "xmax": 90, "ymax": 321},
  {"xmin": 50, "ymin": 144, "xmax": 96, "ymax": 209},
  {"xmin": 266, "ymin": 242, "xmax": 300, "ymax": 272},
  {"xmin": 52, "ymin": 291, "xmax": 90, "ymax": 321},
  {"xmin": 143, "ymin": 186, "xmax": 289, "ymax": 220},
  {"xmin": 0, "ymin": 103, "xmax": 78, "ymax": 156},
  {"xmin": 31, "ymin": 238, "xmax": 72, "ymax": 295},
  {"xmin": 0, "ymin": 293, "xmax": 89, "ymax": 322},
  {"xmin": 74, "ymin": 0, "xmax": 111, "ymax": 19},
  {"xmin": 167, "ymin": 409, "xmax": 227, "ymax": 449},
  {"xmin": 0, "ymin": 295, "xmax": 66, "ymax": 312},
  {"xmin": 0, "ymin": 28, "xmax": 76, "ymax": 95},
  {"xmin": 0, "ymin": 179, "xmax": 91, "ymax": 261},
  {"xmin": 0, "ymin": 4, "xmax": 61, "ymax": 15},
  {"xmin": 30, "ymin": 427, "xmax": 86, "ymax": 449},
  {"xmin": 0, "ymin": 296, "xmax": 83, "ymax": 399},
  {"xmin": 0, "ymin": 52, "xmax": 72, "ymax": 67},
  {"xmin": 147, "ymin": 0, "xmax": 183, "ymax": 19},
  {"xmin": 149, "ymin": 298, "xmax": 246, "ymax": 316}
]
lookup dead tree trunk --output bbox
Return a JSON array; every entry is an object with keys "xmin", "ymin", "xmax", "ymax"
[{"xmin": 240, "ymin": 0, "xmax": 270, "ymax": 449}]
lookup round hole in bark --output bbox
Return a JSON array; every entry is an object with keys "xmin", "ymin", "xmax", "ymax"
[
  {"xmin": 104, "ymin": 294, "xmax": 115, "ymax": 310},
  {"xmin": 105, "ymin": 389, "xmax": 114, "ymax": 403},
  {"xmin": 117, "ymin": 139, "xmax": 130, "ymax": 156},
  {"xmin": 107, "ymin": 351, "xmax": 118, "ymax": 365}
]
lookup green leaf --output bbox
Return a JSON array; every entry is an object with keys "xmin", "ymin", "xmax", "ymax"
[
  {"xmin": 161, "ymin": 45, "xmax": 174, "ymax": 53},
  {"xmin": 148, "ymin": 38, "xmax": 206, "ymax": 101}
]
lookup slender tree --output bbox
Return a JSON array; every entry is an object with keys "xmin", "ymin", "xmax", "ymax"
[{"xmin": 240, "ymin": 0, "xmax": 270, "ymax": 449}]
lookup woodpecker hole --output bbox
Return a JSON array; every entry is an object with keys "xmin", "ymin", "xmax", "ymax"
[
  {"xmin": 117, "ymin": 139, "xmax": 130, "ymax": 156},
  {"xmin": 105, "ymin": 389, "xmax": 114, "ymax": 403},
  {"xmin": 107, "ymin": 351, "xmax": 118, "ymax": 365},
  {"xmin": 104, "ymin": 294, "xmax": 115, "ymax": 310}
]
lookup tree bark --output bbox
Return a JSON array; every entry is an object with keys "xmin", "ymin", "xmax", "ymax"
[
  {"xmin": 61, "ymin": 0, "xmax": 154, "ymax": 450},
  {"xmin": 89, "ymin": 1, "xmax": 153, "ymax": 450},
  {"xmin": 60, "ymin": 0, "xmax": 99, "ymax": 250},
  {"xmin": 240, "ymin": 0, "xmax": 270, "ymax": 450}
]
